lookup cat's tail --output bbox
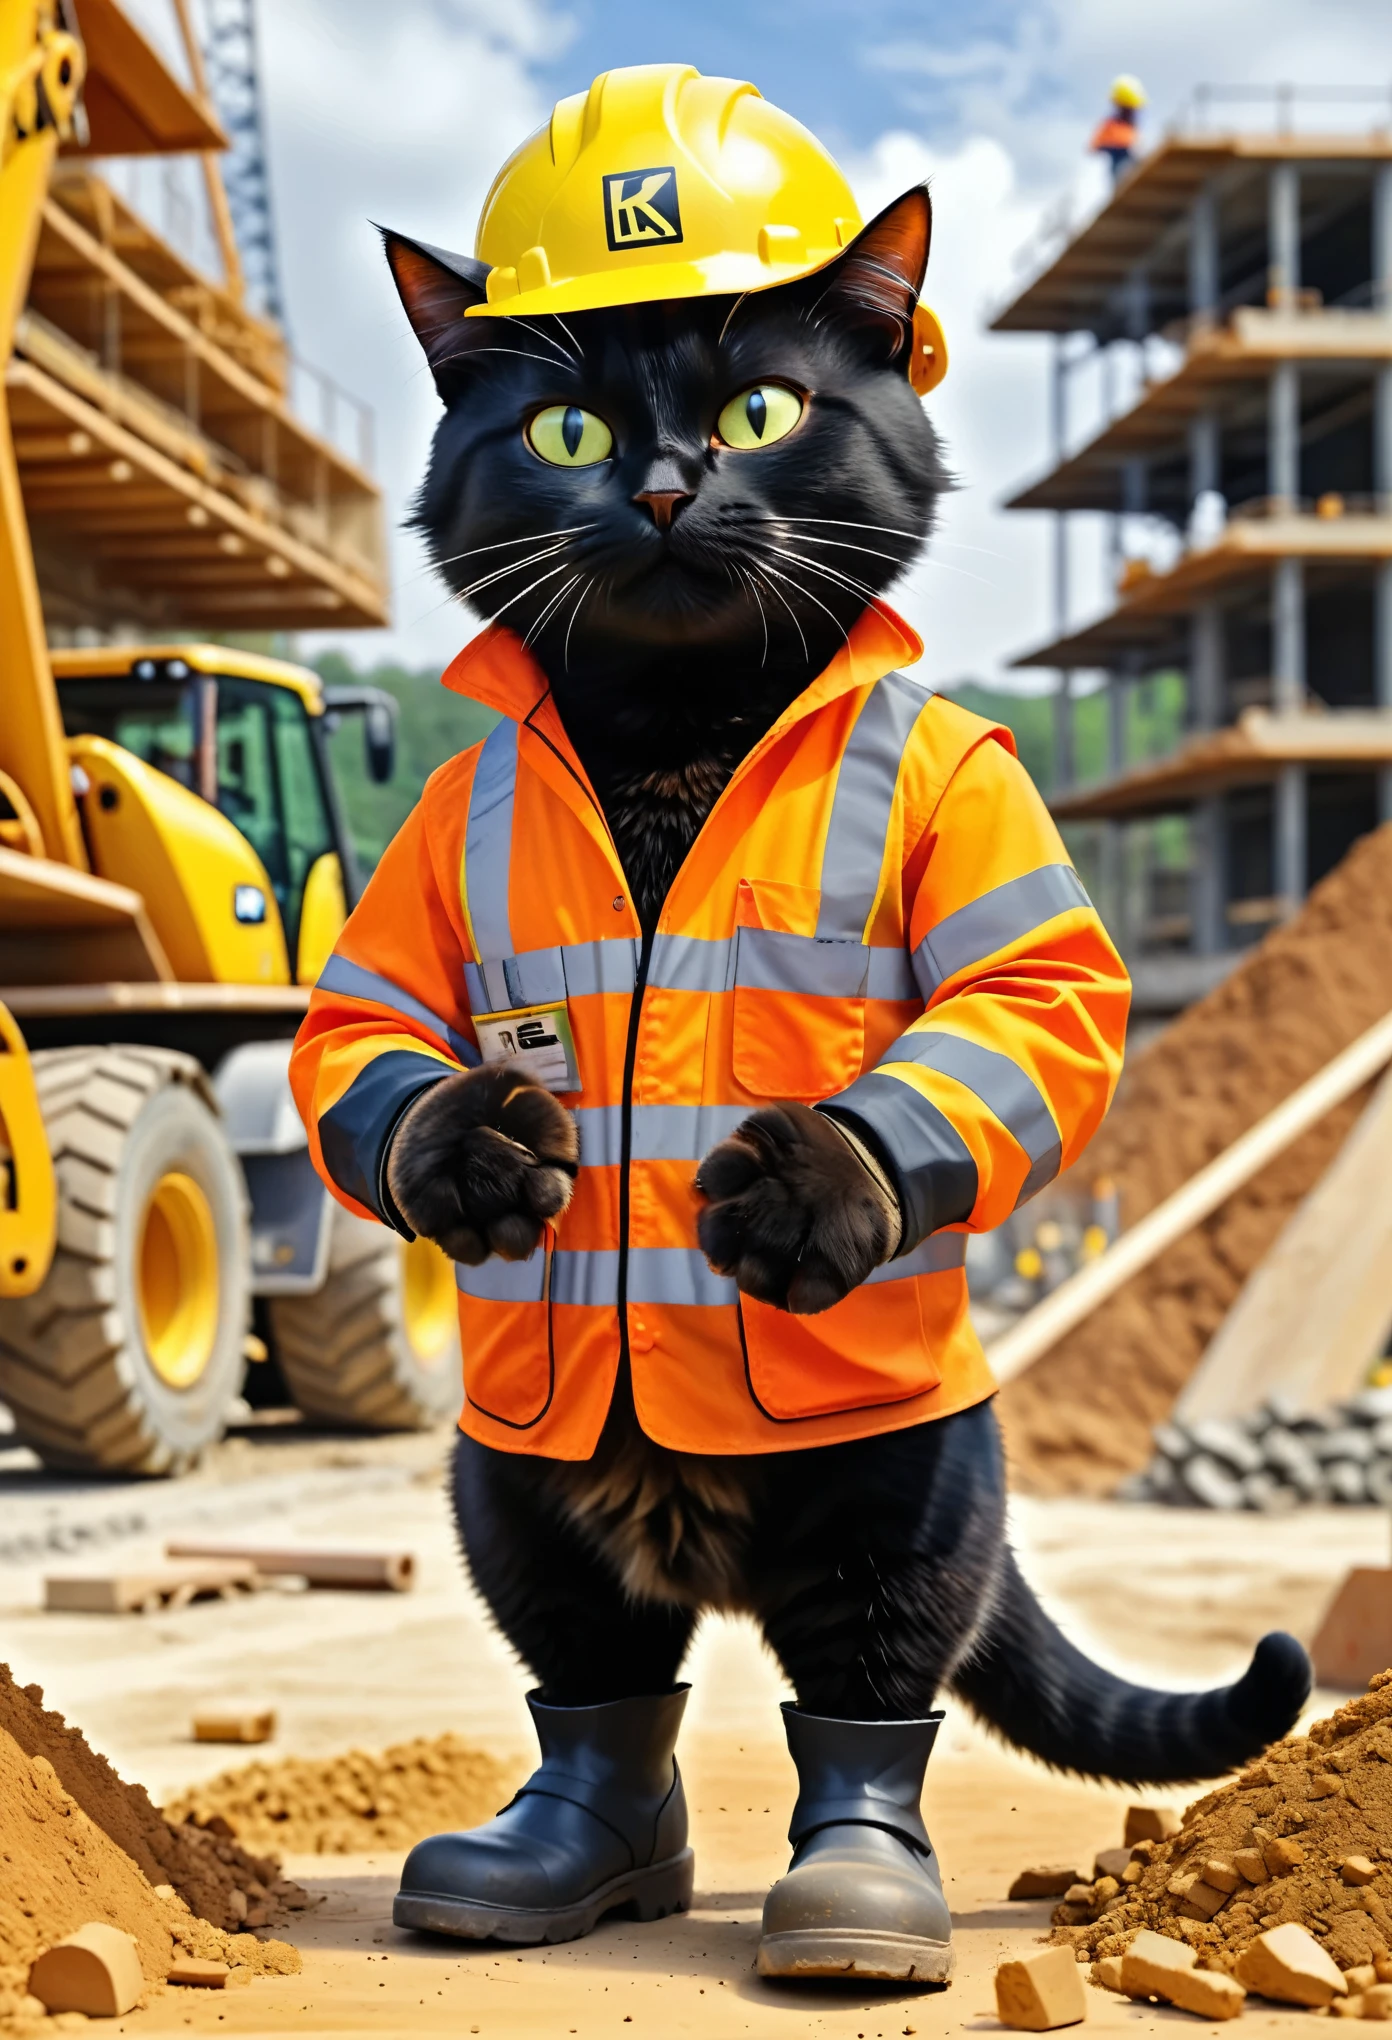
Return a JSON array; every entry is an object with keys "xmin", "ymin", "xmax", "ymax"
[{"xmin": 950, "ymin": 1547, "xmax": 1311, "ymax": 1785}]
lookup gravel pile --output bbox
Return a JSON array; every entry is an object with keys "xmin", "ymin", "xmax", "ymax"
[{"xmin": 1119, "ymin": 1388, "xmax": 1392, "ymax": 1510}]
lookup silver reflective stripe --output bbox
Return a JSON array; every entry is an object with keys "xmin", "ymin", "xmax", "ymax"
[
  {"xmin": 456, "ymin": 1230, "xmax": 963, "ymax": 1309},
  {"xmin": 880, "ymin": 1029, "xmax": 1062, "ymax": 1205},
  {"xmin": 317, "ymin": 954, "xmax": 479, "ymax": 1065},
  {"xmin": 648, "ymin": 931, "xmax": 735, "ymax": 995},
  {"xmin": 464, "ymin": 937, "xmax": 638, "ymax": 1017},
  {"xmin": 629, "ymin": 1246, "xmax": 738, "ymax": 1307},
  {"xmin": 464, "ymin": 719, "xmax": 519, "ymax": 974},
  {"xmin": 736, "ymin": 927, "xmax": 867, "ymax": 998},
  {"xmin": 456, "ymin": 1253, "xmax": 546, "ymax": 1303},
  {"xmin": 646, "ymin": 930, "xmax": 916, "ymax": 1001},
  {"xmin": 913, "ymin": 864, "xmax": 1091, "ymax": 997},
  {"xmin": 573, "ymin": 1101, "xmax": 752, "ymax": 1170},
  {"xmin": 818, "ymin": 672, "xmax": 933, "ymax": 940},
  {"xmin": 867, "ymin": 1231, "xmax": 967, "ymax": 1282}
]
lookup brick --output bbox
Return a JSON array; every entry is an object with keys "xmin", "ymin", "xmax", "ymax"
[
  {"xmin": 1260, "ymin": 1835, "xmax": 1307, "ymax": 1874},
  {"xmin": 192, "ymin": 1705, "xmax": 276, "ymax": 1745},
  {"xmin": 1119, "ymin": 1931, "xmax": 1245, "ymax": 2020},
  {"xmin": 1124, "ymin": 1806, "xmax": 1181, "ymax": 1846},
  {"xmin": 1009, "ymin": 1865, "xmax": 1089, "ymax": 1900},
  {"xmin": 1093, "ymin": 1956, "xmax": 1125, "ymax": 1993},
  {"xmin": 28, "ymin": 1924, "xmax": 143, "ymax": 2018},
  {"xmin": 994, "ymin": 1946, "xmax": 1088, "ymax": 2030},
  {"xmin": 168, "ymin": 1959, "xmax": 230, "ymax": 1989},
  {"xmin": 1232, "ymin": 1849, "xmax": 1269, "ymax": 1885},
  {"xmin": 1235, "ymin": 1923, "xmax": 1349, "ymax": 2007},
  {"xmin": 1180, "ymin": 1881, "xmax": 1230, "ymax": 1921},
  {"xmin": 1204, "ymin": 1860, "xmax": 1242, "ymax": 1894},
  {"xmin": 1343, "ymin": 1857, "xmax": 1378, "ymax": 1887},
  {"xmin": 1094, "ymin": 1848, "xmax": 1133, "ymax": 1881}
]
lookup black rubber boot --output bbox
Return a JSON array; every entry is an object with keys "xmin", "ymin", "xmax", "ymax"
[
  {"xmin": 393, "ymin": 1686, "xmax": 693, "ymax": 1944},
  {"xmin": 757, "ymin": 1704, "xmax": 954, "ymax": 1983}
]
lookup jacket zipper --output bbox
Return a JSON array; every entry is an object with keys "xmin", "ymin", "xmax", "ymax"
[{"xmin": 616, "ymin": 927, "xmax": 653, "ymax": 1368}]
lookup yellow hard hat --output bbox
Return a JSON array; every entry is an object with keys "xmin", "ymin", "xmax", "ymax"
[
  {"xmin": 469, "ymin": 63, "xmax": 947, "ymax": 394},
  {"xmin": 1110, "ymin": 74, "xmax": 1147, "ymax": 110}
]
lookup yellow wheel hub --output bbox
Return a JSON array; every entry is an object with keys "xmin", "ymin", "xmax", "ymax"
[
  {"xmin": 400, "ymin": 1234, "xmax": 456, "ymax": 1363},
  {"xmin": 138, "ymin": 1171, "xmax": 219, "ymax": 1389}
]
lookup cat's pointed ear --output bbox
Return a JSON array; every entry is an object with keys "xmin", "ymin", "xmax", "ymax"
[
  {"xmin": 379, "ymin": 228, "xmax": 492, "ymax": 397},
  {"xmin": 805, "ymin": 185, "xmax": 931, "ymax": 364}
]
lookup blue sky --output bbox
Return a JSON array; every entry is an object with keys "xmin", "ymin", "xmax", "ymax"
[{"xmin": 539, "ymin": 0, "xmax": 1034, "ymax": 158}]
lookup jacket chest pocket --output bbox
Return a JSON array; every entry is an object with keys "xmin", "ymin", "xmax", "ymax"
[
  {"xmin": 457, "ymin": 1231, "xmax": 555, "ymax": 1430},
  {"xmin": 731, "ymin": 878, "xmax": 866, "ymax": 1103},
  {"xmin": 738, "ymin": 1276, "xmax": 941, "ymax": 1421}
]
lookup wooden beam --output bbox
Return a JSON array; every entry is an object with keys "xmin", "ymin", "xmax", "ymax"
[{"xmin": 987, "ymin": 1008, "xmax": 1392, "ymax": 1386}]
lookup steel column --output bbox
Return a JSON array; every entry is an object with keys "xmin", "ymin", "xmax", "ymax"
[
  {"xmin": 1051, "ymin": 334, "xmax": 1073, "ymax": 790},
  {"xmin": 1267, "ymin": 162, "xmax": 1300, "ymax": 310},
  {"xmin": 1188, "ymin": 183, "xmax": 1220, "ymax": 325},
  {"xmin": 1272, "ymin": 556, "xmax": 1307, "ymax": 906}
]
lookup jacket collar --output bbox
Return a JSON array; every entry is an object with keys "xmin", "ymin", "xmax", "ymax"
[{"xmin": 438, "ymin": 602, "xmax": 925, "ymax": 734}]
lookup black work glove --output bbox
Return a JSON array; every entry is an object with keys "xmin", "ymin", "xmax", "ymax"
[
  {"xmin": 694, "ymin": 1102, "xmax": 902, "ymax": 1315},
  {"xmin": 385, "ymin": 1063, "xmax": 578, "ymax": 1265}
]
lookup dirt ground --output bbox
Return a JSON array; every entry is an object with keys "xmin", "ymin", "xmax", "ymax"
[{"xmin": 2, "ymin": 1414, "xmax": 1388, "ymax": 2037}]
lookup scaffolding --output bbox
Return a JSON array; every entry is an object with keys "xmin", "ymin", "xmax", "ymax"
[
  {"xmin": 994, "ymin": 89, "xmax": 1392, "ymax": 1015},
  {"xmin": 197, "ymin": 0, "xmax": 285, "ymax": 326}
]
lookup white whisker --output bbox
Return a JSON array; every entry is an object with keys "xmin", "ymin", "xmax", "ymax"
[
  {"xmin": 563, "ymin": 577, "xmax": 592, "ymax": 672},
  {"xmin": 746, "ymin": 560, "xmax": 808, "ymax": 660},
  {"xmin": 485, "ymin": 559, "xmax": 572, "ymax": 623},
  {"xmin": 429, "ymin": 525, "xmax": 594, "ymax": 574},
  {"xmin": 549, "ymin": 312, "xmax": 584, "ymax": 360},
  {"xmin": 764, "ymin": 544, "xmax": 881, "ymax": 605},
  {"xmin": 511, "ymin": 315, "xmax": 579, "ymax": 365},
  {"xmin": 458, "ymin": 539, "xmax": 573, "ymax": 600},
  {"xmin": 523, "ymin": 571, "xmax": 583, "ymax": 650},
  {"xmin": 754, "ymin": 557, "xmax": 851, "ymax": 647}
]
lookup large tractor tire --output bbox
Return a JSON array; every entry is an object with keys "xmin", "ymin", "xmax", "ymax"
[
  {"xmin": 266, "ymin": 1201, "xmax": 460, "ymax": 1429},
  {"xmin": 0, "ymin": 1047, "xmax": 250, "ymax": 1474}
]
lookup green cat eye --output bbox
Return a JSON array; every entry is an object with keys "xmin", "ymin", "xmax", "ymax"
[
  {"xmin": 715, "ymin": 383, "xmax": 803, "ymax": 451},
  {"xmin": 527, "ymin": 404, "xmax": 613, "ymax": 468}
]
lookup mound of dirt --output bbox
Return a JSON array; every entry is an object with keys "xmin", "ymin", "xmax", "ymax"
[
  {"xmin": 0, "ymin": 1664, "xmax": 303, "ymax": 1935},
  {"xmin": 1059, "ymin": 1672, "xmax": 1392, "ymax": 1976},
  {"xmin": 1001, "ymin": 823, "xmax": 1392, "ymax": 1495},
  {"xmin": 164, "ymin": 1733, "xmax": 519, "ymax": 1854},
  {"xmin": 0, "ymin": 1706, "xmax": 302, "ymax": 2033}
]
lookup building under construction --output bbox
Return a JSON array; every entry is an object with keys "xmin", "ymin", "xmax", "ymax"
[
  {"xmin": 13, "ymin": 0, "xmax": 387, "ymax": 639},
  {"xmin": 993, "ymin": 91, "xmax": 1392, "ymax": 1015}
]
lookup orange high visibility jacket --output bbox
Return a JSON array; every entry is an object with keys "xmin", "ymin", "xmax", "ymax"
[{"xmin": 291, "ymin": 604, "xmax": 1130, "ymax": 1460}]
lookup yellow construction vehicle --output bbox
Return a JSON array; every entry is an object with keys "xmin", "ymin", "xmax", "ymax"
[{"xmin": 0, "ymin": 1, "xmax": 460, "ymax": 1472}]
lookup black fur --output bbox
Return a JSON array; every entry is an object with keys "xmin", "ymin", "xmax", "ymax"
[
  {"xmin": 387, "ymin": 1066, "xmax": 577, "ymax": 1264},
  {"xmin": 386, "ymin": 189, "xmax": 1312, "ymax": 1772},
  {"xmin": 453, "ymin": 1405, "xmax": 1310, "ymax": 1782},
  {"xmin": 695, "ymin": 1102, "xmax": 892, "ymax": 1313}
]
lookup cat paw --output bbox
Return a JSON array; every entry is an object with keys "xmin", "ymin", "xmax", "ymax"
[
  {"xmin": 694, "ymin": 1102, "xmax": 897, "ymax": 1315},
  {"xmin": 385, "ymin": 1064, "xmax": 579, "ymax": 1264}
]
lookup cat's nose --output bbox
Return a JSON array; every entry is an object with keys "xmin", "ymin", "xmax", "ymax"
[{"xmin": 633, "ymin": 489, "xmax": 692, "ymax": 531}]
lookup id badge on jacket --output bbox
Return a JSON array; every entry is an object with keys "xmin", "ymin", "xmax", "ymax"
[{"xmin": 473, "ymin": 1001, "xmax": 581, "ymax": 1094}]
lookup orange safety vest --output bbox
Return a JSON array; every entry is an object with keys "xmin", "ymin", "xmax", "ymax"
[{"xmin": 291, "ymin": 604, "xmax": 1129, "ymax": 1459}]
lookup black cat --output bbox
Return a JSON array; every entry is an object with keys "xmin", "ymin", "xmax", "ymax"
[{"xmin": 373, "ymin": 182, "xmax": 1308, "ymax": 1962}]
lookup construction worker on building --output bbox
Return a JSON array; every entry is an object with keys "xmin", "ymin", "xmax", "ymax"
[
  {"xmin": 291, "ymin": 60, "xmax": 1302, "ymax": 1988},
  {"xmin": 1091, "ymin": 74, "xmax": 1147, "ymax": 178}
]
